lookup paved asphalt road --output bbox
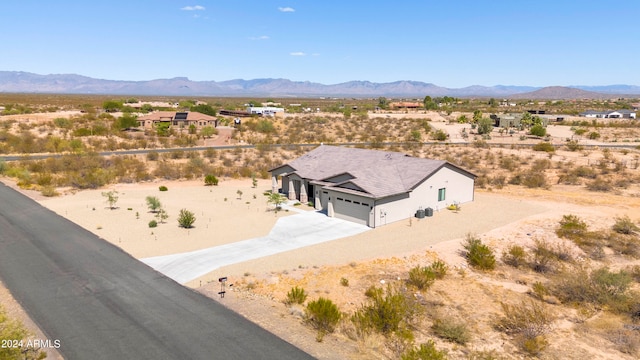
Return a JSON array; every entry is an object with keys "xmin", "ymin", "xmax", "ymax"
[{"xmin": 0, "ymin": 182, "xmax": 314, "ymax": 360}]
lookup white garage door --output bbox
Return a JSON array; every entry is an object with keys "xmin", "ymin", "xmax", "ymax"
[{"xmin": 333, "ymin": 197, "xmax": 371, "ymax": 226}]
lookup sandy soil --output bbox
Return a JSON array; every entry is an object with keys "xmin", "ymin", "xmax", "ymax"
[{"xmin": 2, "ymin": 154, "xmax": 640, "ymax": 358}]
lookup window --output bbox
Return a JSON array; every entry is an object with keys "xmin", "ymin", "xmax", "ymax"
[{"xmin": 438, "ymin": 188, "xmax": 446, "ymax": 202}]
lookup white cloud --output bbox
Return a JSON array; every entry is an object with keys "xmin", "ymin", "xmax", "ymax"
[
  {"xmin": 290, "ymin": 52, "xmax": 306, "ymax": 56},
  {"xmin": 278, "ymin": 7, "xmax": 295, "ymax": 12},
  {"xmin": 249, "ymin": 35, "xmax": 270, "ymax": 40},
  {"xmin": 181, "ymin": 5, "xmax": 205, "ymax": 11}
]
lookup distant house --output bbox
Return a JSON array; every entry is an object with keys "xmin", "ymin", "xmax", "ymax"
[
  {"xmin": 269, "ymin": 145, "xmax": 476, "ymax": 228},
  {"xmin": 136, "ymin": 111, "xmax": 218, "ymax": 130},
  {"xmin": 389, "ymin": 102, "xmax": 422, "ymax": 109},
  {"xmin": 579, "ymin": 110, "xmax": 636, "ymax": 119},
  {"xmin": 247, "ymin": 106, "xmax": 285, "ymax": 117}
]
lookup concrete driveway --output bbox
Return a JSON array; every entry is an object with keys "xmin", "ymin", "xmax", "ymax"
[{"xmin": 142, "ymin": 210, "xmax": 370, "ymax": 284}]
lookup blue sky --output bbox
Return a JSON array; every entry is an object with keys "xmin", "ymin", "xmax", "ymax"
[{"xmin": 1, "ymin": 1, "xmax": 638, "ymax": 88}]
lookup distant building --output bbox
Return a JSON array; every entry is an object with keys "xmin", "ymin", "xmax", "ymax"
[
  {"xmin": 389, "ymin": 102, "xmax": 422, "ymax": 109},
  {"xmin": 247, "ymin": 106, "xmax": 285, "ymax": 117},
  {"xmin": 137, "ymin": 111, "xmax": 218, "ymax": 129},
  {"xmin": 579, "ymin": 110, "xmax": 636, "ymax": 119}
]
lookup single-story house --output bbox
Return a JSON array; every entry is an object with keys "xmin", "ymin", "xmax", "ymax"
[
  {"xmin": 579, "ymin": 110, "xmax": 636, "ymax": 119},
  {"xmin": 269, "ymin": 145, "xmax": 477, "ymax": 228},
  {"xmin": 137, "ymin": 111, "xmax": 218, "ymax": 129},
  {"xmin": 247, "ymin": 106, "xmax": 285, "ymax": 117}
]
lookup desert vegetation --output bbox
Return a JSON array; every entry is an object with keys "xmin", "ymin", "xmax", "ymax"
[{"xmin": 2, "ymin": 94, "xmax": 640, "ymax": 359}]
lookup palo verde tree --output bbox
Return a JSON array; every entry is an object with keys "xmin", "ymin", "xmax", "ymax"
[
  {"xmin": 146, "ymin": 196, "xmax": 162, "ymax": 213},
  {"xmin": 102, "ymin": 190, "xmax": 119, "ymax": 210}
]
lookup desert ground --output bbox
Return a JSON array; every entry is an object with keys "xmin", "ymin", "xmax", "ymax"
[
  {"xmin": 2, "ymin": 170, "xmax": 639, "ymax": 359},
  {"xmin": 2, "ymin": 103, "xmax": 640, "ymax": 359}
]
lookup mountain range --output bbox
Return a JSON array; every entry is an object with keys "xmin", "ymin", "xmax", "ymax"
[{"xmin": 1, "ymin": 71, "xmax": 639, "ymax": 99}]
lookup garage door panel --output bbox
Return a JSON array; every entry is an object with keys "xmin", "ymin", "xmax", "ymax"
[{"xmin": 333, "ymin": 198, "xmax": 370, "ymax": 226}]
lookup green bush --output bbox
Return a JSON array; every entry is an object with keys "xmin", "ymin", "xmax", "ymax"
[
  {"xmin": 556, "ymin": 214, "xmax": 588, "ymax": 240},
  {"xmin": 204, "ymin": 174, "xmax": 219, "ymax": 186},
  {"xmin": 553, "ymin": 266, "xmax": 634, "ymax": 313},
  {"xmin": 305, "ymin": 297, "xmax": 342, "ymax": 341},
  {"xmin": 431, "ymin": 317, "xmax": 470, "ymax": 345},
  {"xmin": 148, "ymin": 220, "xmax": 158, "ymax": 228},
  {"xmin": 401, "ymin": 340, "xmax": 447, "ymax": 360},
  {"xmin": 463, "ymin": 234, "xmax": 496, "ymax": 271},
  {"xmin": 285, "ymin": 286, "xmax": 308, "ymax": 305},
  {"xmin": 159, "ymin": 185, "xmax": 168, "ymax": 191},
  {"xmin": 502, "ymin": 244, "xmax": 527, "ymax": 268},
  {"xmin": 177, "ymin": 208, "xmax": 196, "ymax": 228},
  {"xmin": 532, "ymin": 141, "xmax": 554, "ymax": 152},
  {"xmin": 430, "ymin": 260, "xmax": 448, "ymax": 279},
  {"xmin": 352, "ymin": 285, "xmax": 418, "ymax": 335},
  {"xmin": 529, "ymin": 124, "xmax": 547, "ymax": 137},
  {"xmin": 407, "ymin": 266, "xmax": 436, "ymax": 290}
]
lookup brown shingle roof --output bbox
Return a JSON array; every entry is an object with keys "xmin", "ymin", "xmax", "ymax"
[
  {"xmin": 276, "ymin": 146, "xmax": 474, "ymax": 199},
  {"xmin": 137, "ymin": 111, "xmax": 217, "ymax": 121}
]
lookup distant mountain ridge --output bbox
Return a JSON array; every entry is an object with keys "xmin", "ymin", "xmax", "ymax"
[{"xmin": 0, "ymin": 71, "xmax": 638, "ymax": 98}]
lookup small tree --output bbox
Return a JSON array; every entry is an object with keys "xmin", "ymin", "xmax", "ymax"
[
  {"xmin": 236, "ymin": 189, "xmax": 243, "ymax": 199},
  {"xmin": 146, "ymin": 196, "xmax": 162, "ymax": 213},
  {"xmin": 530, "ymin": 124, "xmax": 547, "ymax": 137},
  {"xmin": 178, "ymin": 208, "xmax": 196, "ymax": 228},
  {"xmin": 201, "ymin": 126, "xmax": 217, "ymax": 138},
  {"xmin": 477, "ymin": 117, "xmax": 494, "ymax": 135},
  {"xmin": 267, "ymin": 192, "xmax": 286, "ymax": 212},
  {"xmin": 102, "ymin": 190, "xmax": 119, "ymax": 210},
  {"xmin": 156, "ymin": 208, "xmax": 169, "ymax": 224}
]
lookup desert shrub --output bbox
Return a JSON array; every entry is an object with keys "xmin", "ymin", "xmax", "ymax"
[
  {"xmin": 532, "ymin": 141, "xmax": 554, "ymax": 152},
  {"xmin": 462, "ymin": 234, "xmax": 496, "ymax": 271},
  {"xmin": 565, "ymin": 140, "xmax": 583, "ymax": 151},
  {"xmin": 628, "ymin": 265, "xmax": 640, "ymax": 282},
  {"xmin": 177, "ymin": 209, "xmax": 196, "ymax": 228},
  {"xmin": 553, "ymin": 266, "xmax": 634, "ymax": 312},
  {"xmin": 159, "ymin": 185, "xmax": 168, "ymax": 191},
  {"xmin": 40, "ymin": 185, "xmax": 59, "ymax": 197},
  {"xmin": 305, "ymin": 297, "xmax": 341, "ymax": 341},
  {"xmin": 556, "ymin": 214, "xmax": 588, "ymax": 240},
  {"xmin": 502, "ymin": 244, "xmax": 527, "ymax": 268},
  {"xmin": 607, "ymin": 232, "xmax": 640, "ymax": 258},
  {"xmin": 497, "ymin": 300, "xmax": 555, "ymax": 341},
  {"xmin": 0, "ymin": 304, "xmax": 47, "ymax": 360},
  {"xmin": 431, "ymin": 317, "xmax": 471, "ymax": 345},
  {"xmin": 146, "ymin": 151, "xmax": 159, "ymax": 161},
  {"xmin": 285, "ymin": 286, "xmax": 308, "ymax": 305},
  {"xmin": 340, "ymin": 277, "xmax": 349, "ymax": 286},
  {"xmin": 521, "ymin": 335, "xmax": 549, "ymax": 356},
  {"xmin": 573, "ymin": 165, "xmax": 597, "ymax": 179},
  {"xmin": 521, "ymin": 170, "xmax": 547, "ymax": 189},
  {"xmin": 529, "ymin": 125, "xmax": 547, "ymax": 137},
  {"xmin": 587, "ymin": 177, "xmax": 613, "ymax": 192},
  {"xmin": 401, "ymin": 340, "xmax": 447, "ymax": 360},
  {"xmin": 529, "ymin": 239, "xmax": 573, "ymax": 274},
  {"xmin": 407, "ymin": 266, "xmax": 436, "ymax": 290},
  {"xmin": 204, "ymin": 174, "xmax": 219, "ymax": 186},
  {"xmin": 607, "ymin": 329, "xmax": 640, "ymax": 355},
  {"xmin": 499, "ymin": 156, "xmax": 519, "ymax": 171},
  {"xmin": 430, "ymin": 260, "xmax": 448, "ymax": 279},
  {"xmin": 148, "ymin": 220, "xmax": 158, "ymax": 228},
  {"xmin": 588, "ymin": 131, "xmax": 601, "ymax": 140},
  {"xmin": 612, "ymin": 215, "xmax": 639, "ymax": 235},
  {"xmin": 431, "ymin": 129, "xmax": 448, "ymax": 141},
  {"xmin": 352, "ymin": 285, "xmax": 419, "ymax": 336}
]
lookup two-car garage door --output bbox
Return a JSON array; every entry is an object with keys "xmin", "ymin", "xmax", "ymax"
[{"xmin": 333, "ymin": 196, "xmax": 371, "ymax": 226}]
